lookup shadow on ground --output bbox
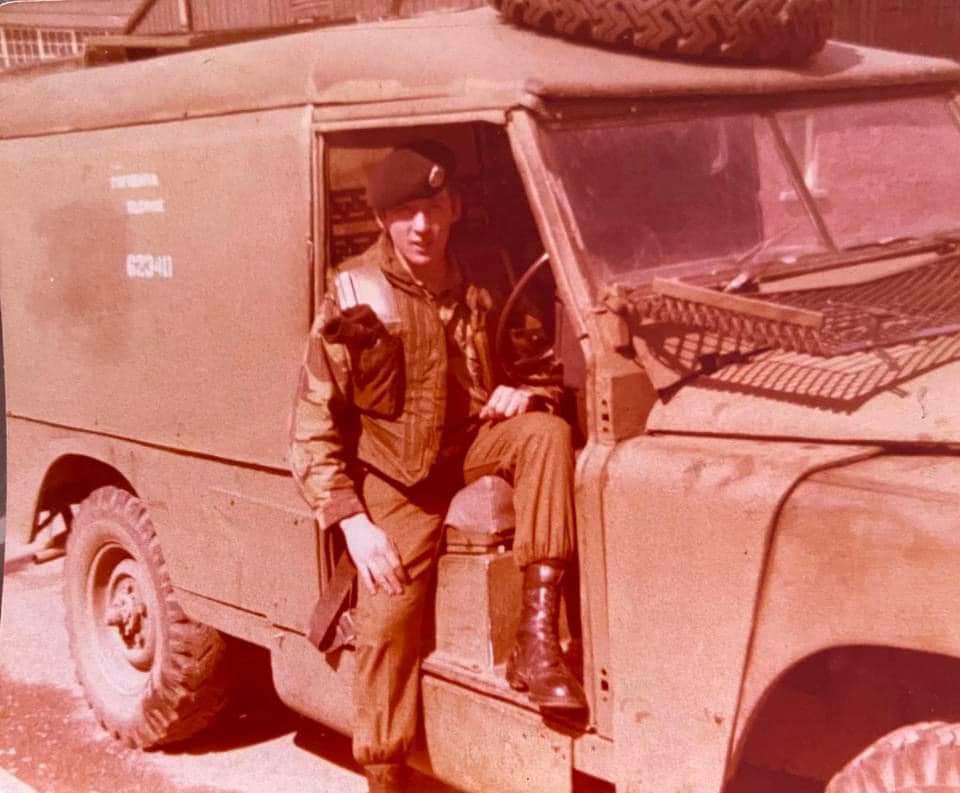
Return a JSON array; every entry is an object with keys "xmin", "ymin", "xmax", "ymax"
[{"xmin": 294, "ymin": 726, "xmax": 457, "ymax": 793}]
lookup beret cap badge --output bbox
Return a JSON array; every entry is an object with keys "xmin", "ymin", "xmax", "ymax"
[
  {"xmin": 427, "ymin": 164, "xmax": 446, "ymax": 189},
  {"xmin": 366, "ymin": 140, "xmax": 456, "ymax": 212}
]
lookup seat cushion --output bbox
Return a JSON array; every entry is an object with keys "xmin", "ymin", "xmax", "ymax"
[{"xmin": 444, "ymin": 475, "xmax": 515, "ymax": 535}]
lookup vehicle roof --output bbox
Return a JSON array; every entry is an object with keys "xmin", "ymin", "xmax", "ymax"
[{"xmin": 3, "ymin": 6, "xmax": 959, "ymax": 139}]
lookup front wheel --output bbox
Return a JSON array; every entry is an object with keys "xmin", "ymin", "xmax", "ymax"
[
  {"xmin": 64, "ymin": 486, "xmax": 230, "ymax": 748},
  {"xmin": 827, "ymin": 722, "xmax": 960, "ymax": 793}
]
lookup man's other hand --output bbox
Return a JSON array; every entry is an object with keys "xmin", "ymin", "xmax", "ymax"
[
  {"xmin": 479, "ymin": 385, "xmax": 532, "ymax": 422},
  {"xmin": 340, "ymin": 513, "xmax": 410, "ymax": 596}
]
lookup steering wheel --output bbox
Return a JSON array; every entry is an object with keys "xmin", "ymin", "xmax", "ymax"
[{"xmin": 494, "ymin": 252, "xmax": 563, "ymax": 386}]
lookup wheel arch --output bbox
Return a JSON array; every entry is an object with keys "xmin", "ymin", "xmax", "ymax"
[
  {"xmin": 727, "ymin": 644, "xmax": 960, "ymax": 789},
  {"xmin": 7, "ymin": 426, "xmax": 145, "ymax": 546},
  {"xmin": 35, "ymin": 453, "xmax": 136, "ymax": 534},
  {"xmin": 729, "ymin": 453, "xmax": 960, "ymax": 785}
]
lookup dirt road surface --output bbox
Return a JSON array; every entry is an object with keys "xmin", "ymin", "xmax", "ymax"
[{"xmin": 0, "ymin": 531, "xmax": 453, "ymax": 793}]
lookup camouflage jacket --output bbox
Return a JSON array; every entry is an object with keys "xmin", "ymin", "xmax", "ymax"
[{"xmin": 289, "ymin": 234, "xmax": 561, "ymax": 531}]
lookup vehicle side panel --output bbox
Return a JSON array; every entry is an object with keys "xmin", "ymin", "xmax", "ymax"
[
  {"xmin": 6, "ymin": 416, "xmax": 318, "ymax": 632},
  {"xmin": 602, "ymin": 435, "xmax": 876, "ymax": 793},
  {"xmin": 733, "ymin": 454, "xmax": 960, "ymax": 760},
  {"xmin": 0, "ymin": 107, "xmax": 313, "ymax": 469}
]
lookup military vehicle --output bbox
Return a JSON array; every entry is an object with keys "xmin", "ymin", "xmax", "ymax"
[{"xmin": 2, "ymin": 6, "xmax": 960, "ymax": 792}]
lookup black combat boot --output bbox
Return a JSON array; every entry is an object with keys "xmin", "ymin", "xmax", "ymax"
[
  {"xmin": 365, "ymin": 763, "xmax": 406, "ymax": 793},
  {"xmin": 506, "ymin": 561, "xmax": 589, "ymax": 712}
]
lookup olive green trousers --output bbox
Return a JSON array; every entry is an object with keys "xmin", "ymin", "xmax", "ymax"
[{"xmin": 351, "ymin": 411, "xmax": 575, "ymax": 768}]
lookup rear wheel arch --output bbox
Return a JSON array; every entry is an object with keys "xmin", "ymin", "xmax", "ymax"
[{"xmin": 31, "ymin": 453, "xmax": 136, "ymax": 543}]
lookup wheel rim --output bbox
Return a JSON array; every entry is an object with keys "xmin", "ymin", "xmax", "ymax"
[{"xmin": 86, "ymin": 543, "xmax": 158, "ymax": 693}]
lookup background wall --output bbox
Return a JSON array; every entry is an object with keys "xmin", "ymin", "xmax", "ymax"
[{"xmin": 834, "ymin": 0, "xmax": 960, "ymax": 60}]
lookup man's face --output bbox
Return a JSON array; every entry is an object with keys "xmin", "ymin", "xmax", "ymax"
[{"xmin": 377, "ymin": 188, "xmax": 460, "ymax": 269}]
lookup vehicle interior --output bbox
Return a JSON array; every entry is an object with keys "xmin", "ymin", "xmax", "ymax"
[{"xmin": 324, "ymin": 121, "xmax": 588, "ymax": 441}]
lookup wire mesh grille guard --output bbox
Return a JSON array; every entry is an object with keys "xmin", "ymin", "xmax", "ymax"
[{"xmin": 634, "ymin": 254, "xmax": 960, "ymax": 357}]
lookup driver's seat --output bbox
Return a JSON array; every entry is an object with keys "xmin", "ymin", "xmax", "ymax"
[
  {"xmin": 433, "ymin": 476, "xmax": 522, "ymax": 671},
  {"xmin": 444, "ymin": 475, "xmax": 515, "ymax": 552}
]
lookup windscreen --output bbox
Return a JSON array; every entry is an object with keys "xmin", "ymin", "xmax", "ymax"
[
  {"xmin": 776, "ymin": 95, "xmax": 960, "ymax": 250},
  {"xmin": 537, "ymin": 113, "xmax": 826, "ymax": 285},
  {"xmin": 537, "ymin": 95, "xmax": 960, "ymax": 289}
]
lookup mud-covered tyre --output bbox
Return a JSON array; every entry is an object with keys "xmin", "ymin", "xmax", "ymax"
[
  {"xmin": 827, "ymin": 721, "xmax": 960, "ymax": 793},
  {"xmin": 491, "ymin": 0, "xmax": 833, "ymax": 64},
  {"xmin": 64, "ymin": 486, "xmax": 229, "ymax": 748}
]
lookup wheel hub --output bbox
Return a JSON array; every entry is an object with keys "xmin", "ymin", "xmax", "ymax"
[{"xmin": 102, "ymin": 559, "xmax": 155, "ymax": 671}]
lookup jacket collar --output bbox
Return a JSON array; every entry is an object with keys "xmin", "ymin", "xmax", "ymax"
[{"xmin": 375, "ymin": 233, "xmax": 463, "ymax": 301}]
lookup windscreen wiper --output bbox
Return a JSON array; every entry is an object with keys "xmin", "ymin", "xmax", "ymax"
[{"xmin": 722, "ymin": 235, "xmax": 958, "ymax": 294}]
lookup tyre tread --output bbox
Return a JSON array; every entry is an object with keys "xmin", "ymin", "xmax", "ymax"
[
  {"xmin": 827, "ymin": 721, "xmax": 960, "ymax": 793},
  {"xmin": 493, "ymin": 0, "xmax": 833, "ymax": 64},
  {"xmin": 65, "ymin": 486, "xmax": 230, "ymax": 749}
]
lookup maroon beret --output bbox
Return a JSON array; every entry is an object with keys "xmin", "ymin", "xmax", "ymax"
[{"xmin": 367, "ymin": 140, "xmax": 457, "ymax": 212}]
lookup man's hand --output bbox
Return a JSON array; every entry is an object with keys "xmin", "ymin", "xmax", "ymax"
[
  {"xmin": 340, "ymin": 513, "xmax": 410, "ymax": 596},
  {"xmin": 479, "ymin": 385, "xmax": 532, "ymax": 422}
]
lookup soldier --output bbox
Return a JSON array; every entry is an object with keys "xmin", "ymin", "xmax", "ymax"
[{"xmin": 290, "ymin": 140, "xmax": 586, "ymax": 793}]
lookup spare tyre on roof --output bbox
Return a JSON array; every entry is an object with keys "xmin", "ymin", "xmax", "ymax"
[{"xmin": 490, "ymin": 0, "xmax": 833, "ymax": 64}]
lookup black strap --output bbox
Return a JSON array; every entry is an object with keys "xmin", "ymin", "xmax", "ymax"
[{"xmin": 307, "ymin": 553, "xmax": 356, "ymax": 652}]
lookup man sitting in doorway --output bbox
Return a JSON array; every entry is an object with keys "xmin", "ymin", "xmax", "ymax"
[{"xmin": 289, "ymin": 140, "xmax": 586, "ymax": 793}]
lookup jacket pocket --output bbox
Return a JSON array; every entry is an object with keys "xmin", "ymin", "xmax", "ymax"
[
  {"xmin": 322, "ymin": 304, "xmax": 405, "ymax": 418},
  {"xmin": 351, "ymin": 333, "xmax": 404, "ymax": 418}
]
